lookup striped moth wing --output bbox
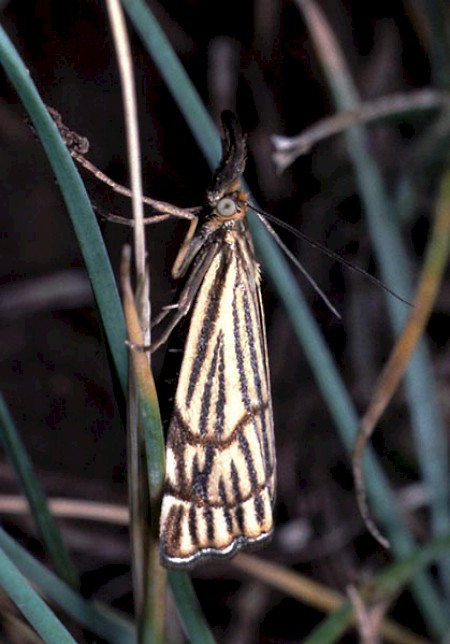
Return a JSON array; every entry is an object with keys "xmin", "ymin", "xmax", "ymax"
[{"xmin": 159, "ymin": 112, "xmax": 276, "ymax": 569}]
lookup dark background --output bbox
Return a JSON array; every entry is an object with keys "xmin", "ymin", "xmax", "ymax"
[{"xmin": 0, "ymin": 1, "xmax": 448, "ymax": 641}]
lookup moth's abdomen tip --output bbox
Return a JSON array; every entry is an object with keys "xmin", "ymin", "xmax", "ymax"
[
  {"xmin": 159, "ymin": 491, "xmax": 274, "ymax": 570},
  {"xmin": 160, "ymin": 528, "xmax": 273, "ymax": 570}
]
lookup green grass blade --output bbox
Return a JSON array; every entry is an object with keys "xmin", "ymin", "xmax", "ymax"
[
  {"xmin": 0, "ymin": 23, "xmax": 128, "ymax": 396},
  {"xmin": 0, "ymin": 528, "xmax": 135, "ymax": 644},
  {"xmin": 304, "ymin": 534, "xmax": 450, "ymax": 644},
  {"xmin": 0, "ymin": 394, "xmax": 78, "ymax": 586},
  {"xmin": 0, "ymin": 545, "xmax": 76, "ymax": 644},
  {"xmin": 168, "ymin": 572, "xmax": 216, "ymax": 644},
  {"xmin": 304, "ymin": 603, "xmax": 354, "ymax": 644},
  {"xmin": 421, "ymin": 1, "xmax": 450, "ymax": 87}
]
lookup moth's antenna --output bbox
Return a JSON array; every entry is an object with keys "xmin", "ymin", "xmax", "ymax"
[
  {"xmin": 253, "ymin": 211, "xmax": 342, "ymax": 319},
  {"xmin": 247, "ymin": 202, "xmax": 412, "ymax": 308}
]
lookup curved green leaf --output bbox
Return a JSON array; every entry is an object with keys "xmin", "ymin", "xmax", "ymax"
[
  {"xmin": 0, "ymin": 528, "xmax": 134, "ymax": 644},
  {"xmin": 0, "ymin": 545, "xmax": 76, "ymax": 644}
]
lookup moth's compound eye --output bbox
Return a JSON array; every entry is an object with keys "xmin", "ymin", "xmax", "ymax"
[{"xmin": 217, "ymin": 197, "xmax": 237, "ymax": 217}]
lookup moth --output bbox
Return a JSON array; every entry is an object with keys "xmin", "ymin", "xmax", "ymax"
[
  {"xmin": 44, "ymin": 106, "xmax": 408, "ymax": 570},
  {"xmin": 45, "ymin": 106, "xmax": 275, "ymax": 570},
  {"xmin": 47, "ymin": 106, "xmax": 405, "ymax": 569},
  {"xmin": 157, "ymin": 111, "xmax": 276, "ymax": 569}
]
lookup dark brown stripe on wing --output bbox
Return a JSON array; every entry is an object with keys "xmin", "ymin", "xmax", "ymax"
[
  {"xmin": 167, "ymin": 504, "xmax": 184, "ymax": 552},
  {"xmin": 254, "ymin": 493, "xmax": 265, "ymax": 525},
  {"xmin": 216, "ymin": 341, "xmax": 226, "ymax": 435},
  {"xmin": 231, "ymin": 460, "xmax": 245, "ymax": 531},
  {"xmin": 188, "ymin": 504, "xmax": 199, "ymax": 546},
  {"xmin": 231, "ymin": 265, "xmax": 270, "ymax": 484},
  {"xmin": 199, "ymin": 333, "xmax": 222, "ymax": 436},
  {"xmin": 238, "ymin": 430, "xmax": 258, "ymax": 495},
  {"xmin": 241, "ymin": 282, "xmax": 272, "ymax": 477},
  {"xmin": 191, "ymin": 443, "xmax": 215, "ymax": 504},
  {"xmin": 204, "ymin": 505, "xmax": 214, "ymax": 541},
  {"xmin": 231, "ymin": 272, "xmax": 251, "ymax": 411},
  {"xmin": 237, "ymin": 428, "xmax": 266, "ymax": 524},
  {"xmin": 186, "ymin": 250, "xmax": 230, "ymax": 407},
  {"xmin": 219, "ymin": 477, "xmax": 233, "ymax": 533},
  {"xmin": 166, "ymin": 418, "xmax": 188, "ymax": 491}
]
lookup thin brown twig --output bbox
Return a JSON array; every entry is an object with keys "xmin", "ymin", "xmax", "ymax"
[
  {"xmin": 0, "ymin": 495, "xmax": 129, "ymax": 524},
  {"xmin": 352, "ymin": 168, "xmax": 450, "ymax": 548},
  {"xmin": 272, "ymin": 89, "xmax": 450, "ymax": 172}
]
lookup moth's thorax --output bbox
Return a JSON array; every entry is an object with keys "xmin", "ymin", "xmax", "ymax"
[{"xmin": 200, "ymin": 215, "xmax": 253, "ymax": 262}]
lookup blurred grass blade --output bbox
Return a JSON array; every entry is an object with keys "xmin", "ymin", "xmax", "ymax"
[
  {"xmin": 168, "ymin": 571, "xmax": 217, "ymax": 644},
  {"xmin": 305, "ymin": 534, "xmax": 450, "ymax": 644},
  {"xmin": 120, "ymin": 245, "xmax": 167, "ymax": 642},
  {"xmin": 0, "ymin": 23, "xmax": 128, "ymax": 395},
  {"xmin": 421, "ymin": 2, "xmax": 450, "ymax": 87},
  {"xmin": 0, "ymin": 527, "xmax": 135, "ymax": 644},
  {"xmin": 0, "ymin": 546, "xmax": 76, "ymax": 644},
  {"xmin": 295, "ymin": 0, "xmax": 450, "ymax": 631},
  {"xmin": 0, "ymin": 394, "xmax": 78, "ymax": 586},
  {"xmin": 233, "ymin": 554, "xmax": 428, "ymax": 644},
  {"xmin": 353, "ymin": 167, "xmax": 450, "ymax": 547},
  {"xmin": 125, "ymin": 363, "xmax": 147, "ymax": 614}
]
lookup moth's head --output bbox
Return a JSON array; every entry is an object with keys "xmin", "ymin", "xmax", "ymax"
[
  {"xmin": 207, "ymin": 111, "xmax": 247, "ymax": 202},
  {"xmin": 206, "ymin": 111, "xmax": 248, "ymax": 224}
]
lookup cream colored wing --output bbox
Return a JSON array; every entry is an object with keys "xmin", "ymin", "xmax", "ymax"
[{"xmin": 160, "ymin": 239, "xmax": 275, "ymax": 569}]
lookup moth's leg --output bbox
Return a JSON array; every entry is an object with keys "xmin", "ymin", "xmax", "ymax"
[
  {"xmin": 97, "ymin": 208, "xmax": 174, "ymax": 226},
  {"xmin": 128, "ymin": 244, "xmax": 218, "ymax": 354},
  {"xmin": 149, "ymin": 245, "xmax": 218, "ymax": 354},
  {"xmin": 151, "ymin": 303, "xmax": 179, "ymax": 330}
]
